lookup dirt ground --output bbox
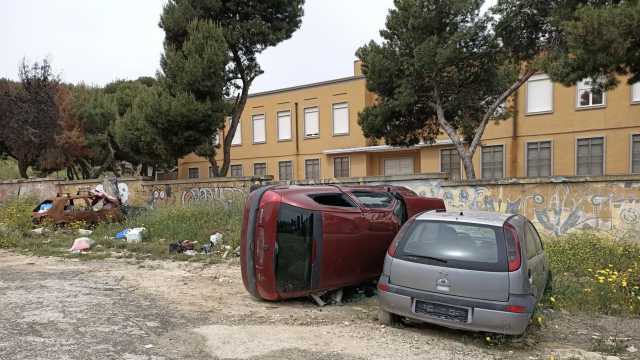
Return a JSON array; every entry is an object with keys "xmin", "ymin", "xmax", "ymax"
[{"xmin": 1, "ymin": 250, "xmax": 638, "ymax": 360}]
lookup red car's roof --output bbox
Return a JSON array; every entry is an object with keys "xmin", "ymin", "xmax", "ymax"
[{"xmin": 264, "ymin": 184, "xmax": 418, "ymax": 211}]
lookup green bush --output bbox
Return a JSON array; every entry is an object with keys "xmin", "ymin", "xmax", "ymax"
[
  {"xmin": 0, "ymin": 197, "xmax": 36, "ymax": 248},
  {"xmin": 545, "ymin": 232, "xmax": 640, "ymax": 316}
]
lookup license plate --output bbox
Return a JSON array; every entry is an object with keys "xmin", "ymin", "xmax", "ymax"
[{"xmin": 414, "ymin": 300, "xmax": 469, "ymax": 323}]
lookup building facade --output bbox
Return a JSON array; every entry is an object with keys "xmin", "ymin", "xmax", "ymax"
[{"xmin": 178, "ymin": 62, "xmax": 640, "ymax": 181}]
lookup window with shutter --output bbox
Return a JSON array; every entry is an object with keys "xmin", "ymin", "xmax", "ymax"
[
  {"xmin": 188, "ymin": 168, "xmax": 199, "ymax": 179},
  {"xmin": 277, "ymin": 111, "xmax": 291, "ymax": 141},
  {"xmin": 632, "ymin": 83, "xmax": 640, "ymax": 103},
  {"xmin": 231, "ymin": 119, "xmax": 241, "ymax": 145},
  {"xmin": 304, "ymin": 107, "xmax": 319, "ymax": 137},
  {"xmin": 526, "ymin": 74, "xmax": 553, "ymax": 114},
  {"xmin": 332, "ymin": 103, "xmax": 349, "ymax": 135},
  {"xmin": 252, "ymin": 114, "xmax": 266, "ymax": 143}
]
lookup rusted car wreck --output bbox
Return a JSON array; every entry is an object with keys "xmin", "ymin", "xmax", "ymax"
[
  {"xmin": 32, "ymin": 190, "xmax": 123, "ymax": 225},
  {"xmin": 240, "ymin": 184, "xmax": 445, "ymax": 302}
]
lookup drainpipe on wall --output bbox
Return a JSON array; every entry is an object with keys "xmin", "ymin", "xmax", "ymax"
[
  {"xmin": 511, "ymin": 90, "xmax": 519, "ymax": 177},
  {"xmin": 294, "ymin": 102, "xmax": 300, "ymax": 179}
]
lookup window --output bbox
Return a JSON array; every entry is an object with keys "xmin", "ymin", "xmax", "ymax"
[
  {"xmin": 440, "ymin": 149, "xmax": 461, "ymax": 180},
  {"xmin": 212, "ymin": 131, "xmax": 220, "ymax": 146},
  {"xmin": 188, "ymin": 167, "xmax": 199, "ymax": 179},
  {"xmin": 305, "ymin": 159, "xmax": 320, "ymax": 180},
  {"xmin": 230, "ymin": 164, "xmax": 243, "ymax": 177},
  {"xmin": 254, "ymin": 163, "xmax": 267, "ymax": 176},
  {"xmin": 481, "ymin": 145, "xmax": 504, "ymax": 180},
  {"xmin": 632, "ymin": 83, "xmax": 640, "ymax": 103},
  {"xmin": 633, "ymin": 135, "xmax": 640, "ymax": 173},
  {"xmin": 577, "ymin": 137, "xmax": 604, "ymax": 176},
  {"xmin": 304, "ymin": 107, "xmax": 319, "ymax": 137},
  {"xmin": 277, "ymin": 111, "xmax": 292, "ymax": 141},
  {"xmin": 577, "ymin": 78, "xmax": 605, "ymax": 107},
  {"xmin": 252, "ymin": 114, "xmax": 266, "ymax": 143},
  {"xmin": 309, "ymin": 193, "xmax": 356, "ymax": 207},
  {"xmin": 231, "ymin": 119, "xmax": 242, "ymax": 145},
  {"xmin": 396, "ymin": 221, "xmax": 504, "ymax": 272},
  {"xmin": 526, "ymin": 74, "xmax": 553, "ymax": 113},
  {"xmin": 383, "ymin": 158, "xmax": 414, "ymax": 176},
  {"xmin": 279, "ymin": 161, "xmax": 293, "ymax": 180},
  {"xmin": 526, "ymin": 141, "xmax": 552, "ymax": 177},
  {"xmin": 333, "ymin": 156, "xmax": 350, "ymax": 178},
  {"xmin": 351, "ymin": 191, "xmax": 394, "ymax": 208},
  {"xmin": 332, "ymin": 102, "xmax": 349, "ymax": 135},
  {"xmin": 209, "ymin": 166, "xmax": 214, "ymax": 178}
]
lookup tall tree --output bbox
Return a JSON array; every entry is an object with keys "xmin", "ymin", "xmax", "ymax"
[
  {"xmin": 357, "ymin": 0, "xmax": 605, "ymax": 179},
  {"xmin": 541, "ymin": 1, "xmax": 640, "ymax": 89},
  {"xmin": 159, "ymin": 0, "xmax": 304, "ymax": 176},
  {"xmin": 0, "ymin": 60, "xmax": 60, "ymax": 178}
]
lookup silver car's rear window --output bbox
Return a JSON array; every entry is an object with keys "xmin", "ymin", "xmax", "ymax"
[{"xmin": 396, "ymin": 220, "xmax": 508, "ymax": 272}]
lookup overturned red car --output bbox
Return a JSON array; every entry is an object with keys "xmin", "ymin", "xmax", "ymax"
[{"xmin": 240, "ymin": 185, "xmax": 445, "ymax": 301}]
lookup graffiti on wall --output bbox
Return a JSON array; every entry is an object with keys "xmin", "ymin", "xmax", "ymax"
[
  {"xmin": 146, "ymin": 183, "xmax": 248, "ymax": 207},
  {"xmin": 379, "ymin": 179, "xmax": 640, "ymax": 236},
  {"xmin": 180, "ymin": 187, "xmax": 246, "ymax": 205}
]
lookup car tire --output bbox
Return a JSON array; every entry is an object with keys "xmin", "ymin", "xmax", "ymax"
[{"xmin": 378, "ymin": 308, "xmax": 399, "ymax": 326}]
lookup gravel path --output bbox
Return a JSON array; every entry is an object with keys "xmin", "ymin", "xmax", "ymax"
[{"xmin": 0, "ymin": 251, "xmax": 637, "ymax": 360}]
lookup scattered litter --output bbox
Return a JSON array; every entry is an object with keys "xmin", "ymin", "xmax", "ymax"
[
  {"xmin": 144, "ymin": 344, "xmax": 154, "ymax": 349},
  {"xmin": 169, "ymin": 240, "xmax": 197, "ymax": 253},
  {"xmin": 210, "ymin": 232, "xmax": 223, "ymax": 246},
  {"xmin": 31, "ymin": 227, "xmax": 48, "ymax": 235},
  {"xmin": 125, "ymin": 227, "xmax": 146, "ymax": 243},
  {"xmin": 628, "ymin": 345, "xmax": 638, "ymax": 353},
  {"xmin": 69, "ymin": 237, "xmax": 95, "ymax": 253},
  {"xmin": 115, "ymin": 229, "xmax": 130, "ymax": 239},
  {"xmin": 183, "ymin": 250, "xmax": 197, "ymax": 256},
  {"xmin": 77, "ymin": 229, "xmax": 93, "ymax": 236}
]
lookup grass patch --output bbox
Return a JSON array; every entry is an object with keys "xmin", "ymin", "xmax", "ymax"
[
  {"xmin": 544, "ymin": 232, "xmax": 640, "ymax": 316},
  {"xmin": 0, "ymin": 196, "xmax": 244, "ymax": 262}
]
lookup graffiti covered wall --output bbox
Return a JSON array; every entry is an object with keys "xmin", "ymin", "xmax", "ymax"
[
  {"xmin": 376, "ymin": 176, "xmax": 640, "ymax": 237},
  {"xmin": 142, "ymin": 177, "xmax": 261, "ymax": 207}
]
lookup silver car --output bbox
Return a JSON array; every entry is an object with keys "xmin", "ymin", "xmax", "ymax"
[{"xmin": 377, "ymin": 211, "xmax": 550, "ymax": 335}]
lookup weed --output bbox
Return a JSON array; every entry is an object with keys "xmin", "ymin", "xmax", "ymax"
[{"xmin": 544, "ymin": 232, "xmax": 640, "ymax": 316}]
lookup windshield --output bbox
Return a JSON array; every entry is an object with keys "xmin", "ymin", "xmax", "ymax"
[{"xmin": 397, "ymin": 220, "xmax": 507, "ymax": 272}]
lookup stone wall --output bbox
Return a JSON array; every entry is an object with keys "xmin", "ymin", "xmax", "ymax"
[
  {"xmin": 3, "ymin": 173, "xmax": 639, "ymax": 237},
  {"xmin": 299, "ymin": 174, "xmax": 640, "ymax": 237},
  {"xmin": 141, "ymin": 176, "xmax": 268, "ymax": 207}
]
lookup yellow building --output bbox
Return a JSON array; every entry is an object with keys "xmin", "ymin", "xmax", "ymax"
[{"xmin": 178, "ymin": 62, "xmax": 640, "ymax": 181}]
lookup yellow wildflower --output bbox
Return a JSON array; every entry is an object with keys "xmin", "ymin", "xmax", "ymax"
[
  {"xmin": 549, "ymin": 296, "xmax": 556, "ymax": 303},
  {"xmin": 622, "ymin": 280, "xmax": 628, "ymax": 288}
]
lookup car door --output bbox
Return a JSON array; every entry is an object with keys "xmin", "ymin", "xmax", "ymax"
[
  {"xmin": 346, "ymin": 190, "xmax": 400, "ymax": 278},
  {"xmin": 524, "ymin": 221, "xmax": 545, "ymax": 300}
]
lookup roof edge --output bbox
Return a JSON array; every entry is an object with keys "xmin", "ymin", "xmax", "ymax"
[{"xmin": 248, "ymin": 75, "xmax": 366, "ymax": 98}]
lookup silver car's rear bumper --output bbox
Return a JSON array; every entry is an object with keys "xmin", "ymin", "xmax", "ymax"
[{"xmin": 379, "ymin": 287, "xmax": 531, "ymax": 335}]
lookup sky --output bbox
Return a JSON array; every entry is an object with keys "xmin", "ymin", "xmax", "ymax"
[{"xmin": 0, "ymin": 0, "xmax": 496, "ymax": 94}]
